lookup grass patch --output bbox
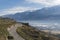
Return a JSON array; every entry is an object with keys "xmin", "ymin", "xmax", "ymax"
[
  {"xmin": 0, "ymin": 18, "xmax": 16, "ymax": 40},
  {"xmin": 16, "ymin": 25, "xmax": 60, "ymax": 40}
]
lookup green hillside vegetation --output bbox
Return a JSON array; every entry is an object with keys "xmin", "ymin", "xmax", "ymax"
[
  {"xmin": 16, "ymin": 25, "xmax": 60, "ymax": 40},
  {"xmin": 0, "ymin": 18, "xmax": 16, "ymax": 40}
]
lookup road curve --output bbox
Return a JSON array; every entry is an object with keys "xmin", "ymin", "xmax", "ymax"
[{"xmin": 7, "ymin": 23, "xmax": 25, "ymax": 40}]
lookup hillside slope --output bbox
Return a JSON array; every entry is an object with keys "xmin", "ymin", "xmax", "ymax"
[
  {"xmin": 3, "ymin": 5, "xmax": 60, "ymax": 21},
  {"xmin": 16, "ymin": 24, "xmax": 60, "ymax": 40},
  {"xmin": 0, "ymin": 17, "xmax": 16, "ymax": 40}
]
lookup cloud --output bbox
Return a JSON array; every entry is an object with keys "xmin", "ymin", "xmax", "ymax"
[
  {"xmin": 0, "ymin": 7, "xmax": 40, "ymax": 16},
  {"xmin": 25, "ymin": 0, "xmax": 60, "ymax": 7}
]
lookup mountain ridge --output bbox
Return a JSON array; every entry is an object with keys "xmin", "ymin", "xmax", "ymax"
[{"xmin": 3, "ymin": 5, "xmax": 60, "ymax": 21}]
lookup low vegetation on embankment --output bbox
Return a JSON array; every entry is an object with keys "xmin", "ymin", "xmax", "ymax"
[
  {"xmin": 0, "ymin": 17, "xmax": 16, "ymax": 40},
  {"xmin": 16, "ymin": 24, "xmax": 60, "ymax": 40}
]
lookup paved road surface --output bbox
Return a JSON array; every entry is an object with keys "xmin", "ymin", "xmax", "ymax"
[{"xmin": 7, "ymin": 23, "xmax": 25, "ymax": 40}]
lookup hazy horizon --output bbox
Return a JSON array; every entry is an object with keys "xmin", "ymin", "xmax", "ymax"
[{"xmin": 0, "ymin": 0, "xmax": 60, "ymax": 16}]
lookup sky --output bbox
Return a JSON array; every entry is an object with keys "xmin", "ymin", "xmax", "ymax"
[{"xmin": 0, "ymin": 0, "xmax": 60, "ymax": 16}]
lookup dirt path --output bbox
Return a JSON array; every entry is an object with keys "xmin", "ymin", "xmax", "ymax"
[{"xmin": 7, "ymin": 23, "xmax": 25, "ymax": 40}]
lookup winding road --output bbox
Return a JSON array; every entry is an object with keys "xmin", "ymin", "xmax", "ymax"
[{"xmin": 7, "ymin": 23, "xmax": 25, "ymax": 40}]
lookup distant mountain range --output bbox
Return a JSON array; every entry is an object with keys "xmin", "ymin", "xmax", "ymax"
[{"xmin": 3, "ymin": 5, "xmax": 60, "ymax": 21}]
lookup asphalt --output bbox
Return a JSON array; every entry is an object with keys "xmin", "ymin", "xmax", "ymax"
[{"xmin": 7, "ymin": 23, "xmax": 25, "ymax": 40}]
